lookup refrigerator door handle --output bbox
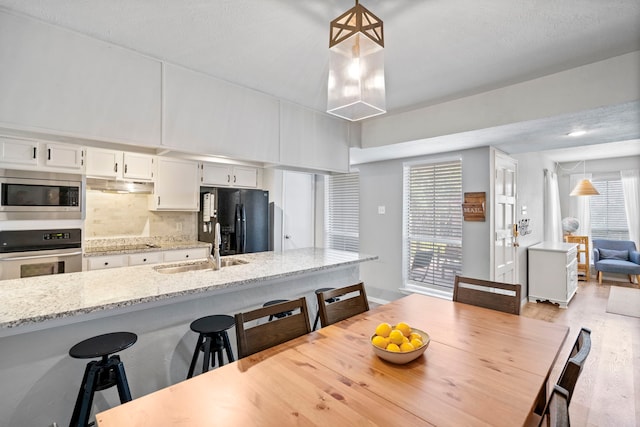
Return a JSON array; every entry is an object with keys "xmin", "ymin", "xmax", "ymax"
[
  {"xmin": 241, "ymin": 204, "xmax": 247, "ymax": 253},
  {"xmin": 235, "ymin": 204, "xmax": 242, "ymax": 254}
]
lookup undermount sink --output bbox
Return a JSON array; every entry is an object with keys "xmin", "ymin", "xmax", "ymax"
[{"xmin": 153, "ymin": 258, "xmax": 248, "ymax": 274}]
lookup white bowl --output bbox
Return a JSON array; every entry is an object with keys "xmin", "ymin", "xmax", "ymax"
[{"xmin": 371, "ymin": 328, "xmax": 430, "ymax": 364}]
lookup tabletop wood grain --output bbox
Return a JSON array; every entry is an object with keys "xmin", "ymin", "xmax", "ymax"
[{"xmin": 96, "ymin": 294, "xmax": 569, "ymax": 427}]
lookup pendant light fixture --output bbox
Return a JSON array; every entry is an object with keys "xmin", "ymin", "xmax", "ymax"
[
  {"xmin": 327, "ymin": 0, "xmax": 386, "ymax": 121},
  {"xmin": 570, "ymin": 160, "xmax": 600, "ymax": 196}
]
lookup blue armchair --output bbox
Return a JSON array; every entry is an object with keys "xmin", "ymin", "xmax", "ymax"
[{"xmin": 592, "ymin": 239, "xmax": 640, "ymax": 285}]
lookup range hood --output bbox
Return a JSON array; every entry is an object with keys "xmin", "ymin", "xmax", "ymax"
[{"xmin": 86, "ymin": 178, "xmax": 154, "ymax": 194}]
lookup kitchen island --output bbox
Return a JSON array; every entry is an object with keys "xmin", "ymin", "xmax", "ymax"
[{"xmin": 0, "ymin": 248, "xmax": 376, "ymax": 426}]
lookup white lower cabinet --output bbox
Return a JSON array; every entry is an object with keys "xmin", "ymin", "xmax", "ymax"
[
  {"xmin": 528, "ymin": 242, "xmax": 579, "ymax": 308},
  {"xmin": 128, "ymin": 252, "xmax": 163, "ymax": 266},
  {"xmin": 86, "ymin": 248, "xmax": 208, "ymax": 271},
  {"xmin": 86, "ymin": 255, "xmax": 128, "ymax": 271},
  {"xmin": 162, "ymin": 248, "xmax": 209, "ymax": 262}
]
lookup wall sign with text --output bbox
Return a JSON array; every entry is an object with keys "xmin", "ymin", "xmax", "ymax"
[{"xmin": 462, "ymin": 192, "xmax": 486, "ymax": 221}]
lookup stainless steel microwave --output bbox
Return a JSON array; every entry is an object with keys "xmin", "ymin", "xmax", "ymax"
[{"xmin": 0, "ymin": 169, "xmax": 82, "ymax": 220}]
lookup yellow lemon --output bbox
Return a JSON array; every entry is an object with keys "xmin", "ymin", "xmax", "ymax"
[
  {"xmin": 388, "ymin": 329, "xmax": 405, "ymax": 345},
  {"xmin": 402, "ymin": 336, "xmax": 410, "ymax": 343},
  {"xmin": 410, "ymin": 338, "xmax": 423, "ymax": 349},
  {"xmin": 409, "ymin": 332, "xmax": 422, "ymax": 342},
  {"xmin": 396, "ymin": 322, "xmax": 412, "ymax": 337},
  {"xmin": 400, "ymin": 342, "xmax": 415, "ymax": 352},
  {"xmin": 386, "ymin": 343, "xmax": 401, "ymax": 352},
  {"xmin": 375, "ymin": 322, "xmax": 393, "ymax": 338},
  {"xmin": 371, "ymin": 335, "xmax": 389, "ymax": 349}
]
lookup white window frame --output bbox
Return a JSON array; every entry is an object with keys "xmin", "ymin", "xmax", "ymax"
[
  {"xmin": 401, "ymin": 157, "xmax": 463, "ymax": 298},
  {"xmin": 324, "ymin": 172, "xmax": 359, "ymax": 252}
]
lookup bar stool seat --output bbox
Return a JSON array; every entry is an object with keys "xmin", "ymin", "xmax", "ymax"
[
  {"xmin": 263, "ymin": 299, "xmax": 293, "ymax": 321},
  {"xmin": 312, "ymin": 288, "xmax": 340, "ymax": 330},
  {"xmin": 187, "ymin": 314, "xmax": 235, "ymax": 379},
  {"xmin": 69, "ymin": 331, "xmax": 137, "ymax": 427}
]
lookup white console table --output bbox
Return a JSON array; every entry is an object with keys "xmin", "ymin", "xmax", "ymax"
[{"xmin": 528, "ymin": 241, "xmax": 578, "ymax": 308}]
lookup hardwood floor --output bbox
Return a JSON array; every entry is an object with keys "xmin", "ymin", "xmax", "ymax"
[{"xmin": 521, "ymin": 279, "xmax": 640, "ymax": 427}]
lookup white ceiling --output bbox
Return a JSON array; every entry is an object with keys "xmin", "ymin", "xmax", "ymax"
[{"xmin": 1, "ymin": 0, "xmax": 639, "ymax": 163}]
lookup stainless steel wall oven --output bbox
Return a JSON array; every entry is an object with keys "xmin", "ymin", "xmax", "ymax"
[{"xmin": 0, "ymin": 229, "xmax": 82, "ymax": 280}]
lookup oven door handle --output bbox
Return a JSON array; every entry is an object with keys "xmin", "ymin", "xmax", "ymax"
[{"xmin": 0, "ymin": 251, "xmax": 83, "ymax": 261}]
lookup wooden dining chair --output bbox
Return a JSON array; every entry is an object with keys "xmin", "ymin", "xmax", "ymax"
[
  {"xmin": 557, "ymin": 327, "xmax": 592, "ymax": 403},
  {"xmin": 234, "ymin": 297, "xmax": 311, "ymax": 358},
  {"xmin": 453, "ymin": 275, "xmax": 522, "ymax": 315},
  {"xmin": 536, "ymin": 327, "xmax": 591, "ymax": 426},
  {"xmin": 316, "ymin": 282, "xmax": 369, "ymax": 328}
]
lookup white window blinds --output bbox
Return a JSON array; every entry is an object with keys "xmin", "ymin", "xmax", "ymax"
[
  {"xmin": 325, "ymin": 173, "xmax": 359, "ymax": 252},
  {"xmin": 590, "ymin": 177, "xmax": 629, "ymax": 240},
  {"xmin": 403, "ymin": 159, "xmax": 462, "ymax": 289}
]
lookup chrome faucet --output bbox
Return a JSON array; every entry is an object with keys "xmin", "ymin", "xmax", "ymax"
[{"xmin": 212, "ymin": 222, "xmax": 221, "ymax": 270}]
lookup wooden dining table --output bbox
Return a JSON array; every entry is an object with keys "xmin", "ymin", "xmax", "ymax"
[{"xmin": 96, "ymin": 293, "xmax": 569, "ymax": 427}]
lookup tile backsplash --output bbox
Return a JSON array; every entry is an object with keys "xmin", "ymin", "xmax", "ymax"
[{"xmin": 85, "ymin": 190, "xmax": 196, "ymax": 239}]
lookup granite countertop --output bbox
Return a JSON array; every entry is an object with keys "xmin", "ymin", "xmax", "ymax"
[
  {"xmin": 0, "ymin": 248, "xmax": 377, "ymax": 332},
  {"xmin": 83, "ymin": 237, "xmax": 211, "ymax": 257}
]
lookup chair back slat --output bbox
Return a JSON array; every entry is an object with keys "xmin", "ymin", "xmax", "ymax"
[
  {"xmin": 317, "ymin": 282, "xmax": 369, "ymax": 328},
  {"xmin": 453, "ymin": 275, "xmax": 522, "ymax": 315},
  {"xmin": 235, "ymin": 297, "xmax": 311, "ymax": 359}
]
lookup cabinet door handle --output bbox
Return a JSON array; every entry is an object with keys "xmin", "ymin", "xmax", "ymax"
[
  {"xmin": 124, "ymin": 164, "xmax": 128, "ymax": 174},
  {"xmin": 32, "ymin": 147, "xmax": 37, "ymax": 159},
  {"xmin": 114, "ymin": 163, "xmax": 118, "ymax": 173},
  {"xmin": 143, "ymin": 258, "xmax": 147, "ymax": 262},
  {"xmin": 227, "ymin": 174, "xmax": 230, "ymax": 183},
  {"xmin": 104, "ymin": 262, "xmax": 109, "ymax": 266},
  {"xmin": 47, "ymin": 148, "xmax": 51, "ymax": 160},
  {"xmin": 157, "ymin": 196, "xmax": 160, "ymax": 205},
  {"xmin": 233, "ymin": 175, "xmax": 236, "ymax": 183},
  {"xmin": 185, "ymin": 254, "xmax": 189, "ymax": 258}
]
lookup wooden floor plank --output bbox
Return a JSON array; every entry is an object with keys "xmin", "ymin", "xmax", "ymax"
[{"xmin": 521, "ymin": 279, "xmax": 640, "ymax": 427}]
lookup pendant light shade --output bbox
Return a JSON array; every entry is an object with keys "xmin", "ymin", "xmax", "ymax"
[
  {"xmin": 570, "ymin": 179, "xmax": 600, "ymax": 196},
  {"xmin": 570, "ymin": 160, "xmax": 600, "ymax": 196},
  {"xmin": 327, "ymin": 1, "xmax": 386, "ymax": 121}
]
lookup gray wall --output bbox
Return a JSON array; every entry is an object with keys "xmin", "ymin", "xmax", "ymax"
[
  {"xmin": 512, "ymin": 151, "xmax": 557, "ymax": 295},
  {"xmin": 356, "ymin": 146, "xmax": 491, "ymax": 302}
]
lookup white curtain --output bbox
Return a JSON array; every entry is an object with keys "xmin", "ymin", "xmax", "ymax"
[
  {"xmin": 544, "ymin": 169, "xmax": 563, "ymax": 242},
  {"xmin": 620, "ymin": 169, "xmax": 640, "ymax": 248}
]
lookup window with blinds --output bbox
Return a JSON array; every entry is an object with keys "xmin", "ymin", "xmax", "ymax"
[
  {"xmin": 403, "ymin": 159, "xmax": 462, "ymax": 290},
  {"xmin": 325, "ymin": 173, "xmax": 359, "ymax": 252},
  {"xmin": 590, "ymin": 176, "xmax": 629, "ymax": 240}
]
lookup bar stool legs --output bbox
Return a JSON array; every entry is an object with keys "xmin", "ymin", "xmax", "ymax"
[
  {"xmin": 69, "ymin": 332, "xmax": 137, "ymax": 427},
  {"xmin": 186, "ymin": 315, "xmax": 235, "ymax": 379}
]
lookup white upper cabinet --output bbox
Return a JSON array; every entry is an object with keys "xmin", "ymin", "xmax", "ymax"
[
  {"xmin": 0, "ymin": 11, "xmax": 162, "ymax": 147},
  {"xmin": 43, "ymin": 142, "xmax": 83, "ymax": 170},
  {"xmin": 85, "ymin": 148, "xmax": 154, "ymax": 181},
  {"xmin": 0, "ymin": 136, "xmax": 83, "ymax": 172},
  {"xmin": 163, "ymin": 64, "xmax": 279, "ymax": 163},
  {"xmin": 200, "ymin": 163, "xmax": 259, "ymax": 188},
  {"xmin": 0, "ymin": 136, "xmax": 39, "ymax": 167},
  {"xmin": 149, "ymin": 157, "xmax": 199, "ymax": 211},
  {"xmin": 279, "ymin": 101, "xmax": 350, "ymax": 173}
]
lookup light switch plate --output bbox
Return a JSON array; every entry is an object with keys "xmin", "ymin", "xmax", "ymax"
[{"xmin": 378, "ymin": 206, "xmax": 386, "ymax": 214}]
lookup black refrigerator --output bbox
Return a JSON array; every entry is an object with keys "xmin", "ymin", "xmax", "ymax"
[{"xmin": 198, "ymin": 187, "xmax": 270, "ymax": 256}]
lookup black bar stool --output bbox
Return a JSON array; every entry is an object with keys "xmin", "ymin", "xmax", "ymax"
[
  {"xmin": 263, "ymin": 299, "xmax": 293, "ymax": 321},
  {"xmin": 312, "ymin": 288, "xmax": 340, "ymax": 330},
  {"xmin": 187, "ymin": 315, "xmax": 235, "ymax": 379},
  {"xmin": 69, "ymin": 331, "xmax": 137, "ymax": 427}
]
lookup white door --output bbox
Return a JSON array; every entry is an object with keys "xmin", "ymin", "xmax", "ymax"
[
  {"xmin": 494, "ymin": 152, "xmax": 518, "ymax": 283},
  {"xmin": 282, "ymin": 171, "xmax": 314, "ymax": 250}
]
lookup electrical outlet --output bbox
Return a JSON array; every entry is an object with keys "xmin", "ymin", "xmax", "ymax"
[
  {"xmin": 176, "ymin": 222, "xmax": 183, "ymax": 231},
  {"xmin": 378, "ymin": 206, "xmax": 386, "ymax": 215}
]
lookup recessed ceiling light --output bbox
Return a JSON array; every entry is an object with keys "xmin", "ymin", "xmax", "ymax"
[{"xmin": 567, "ymin": 130, "xmax": 587, "ymax": 137}]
